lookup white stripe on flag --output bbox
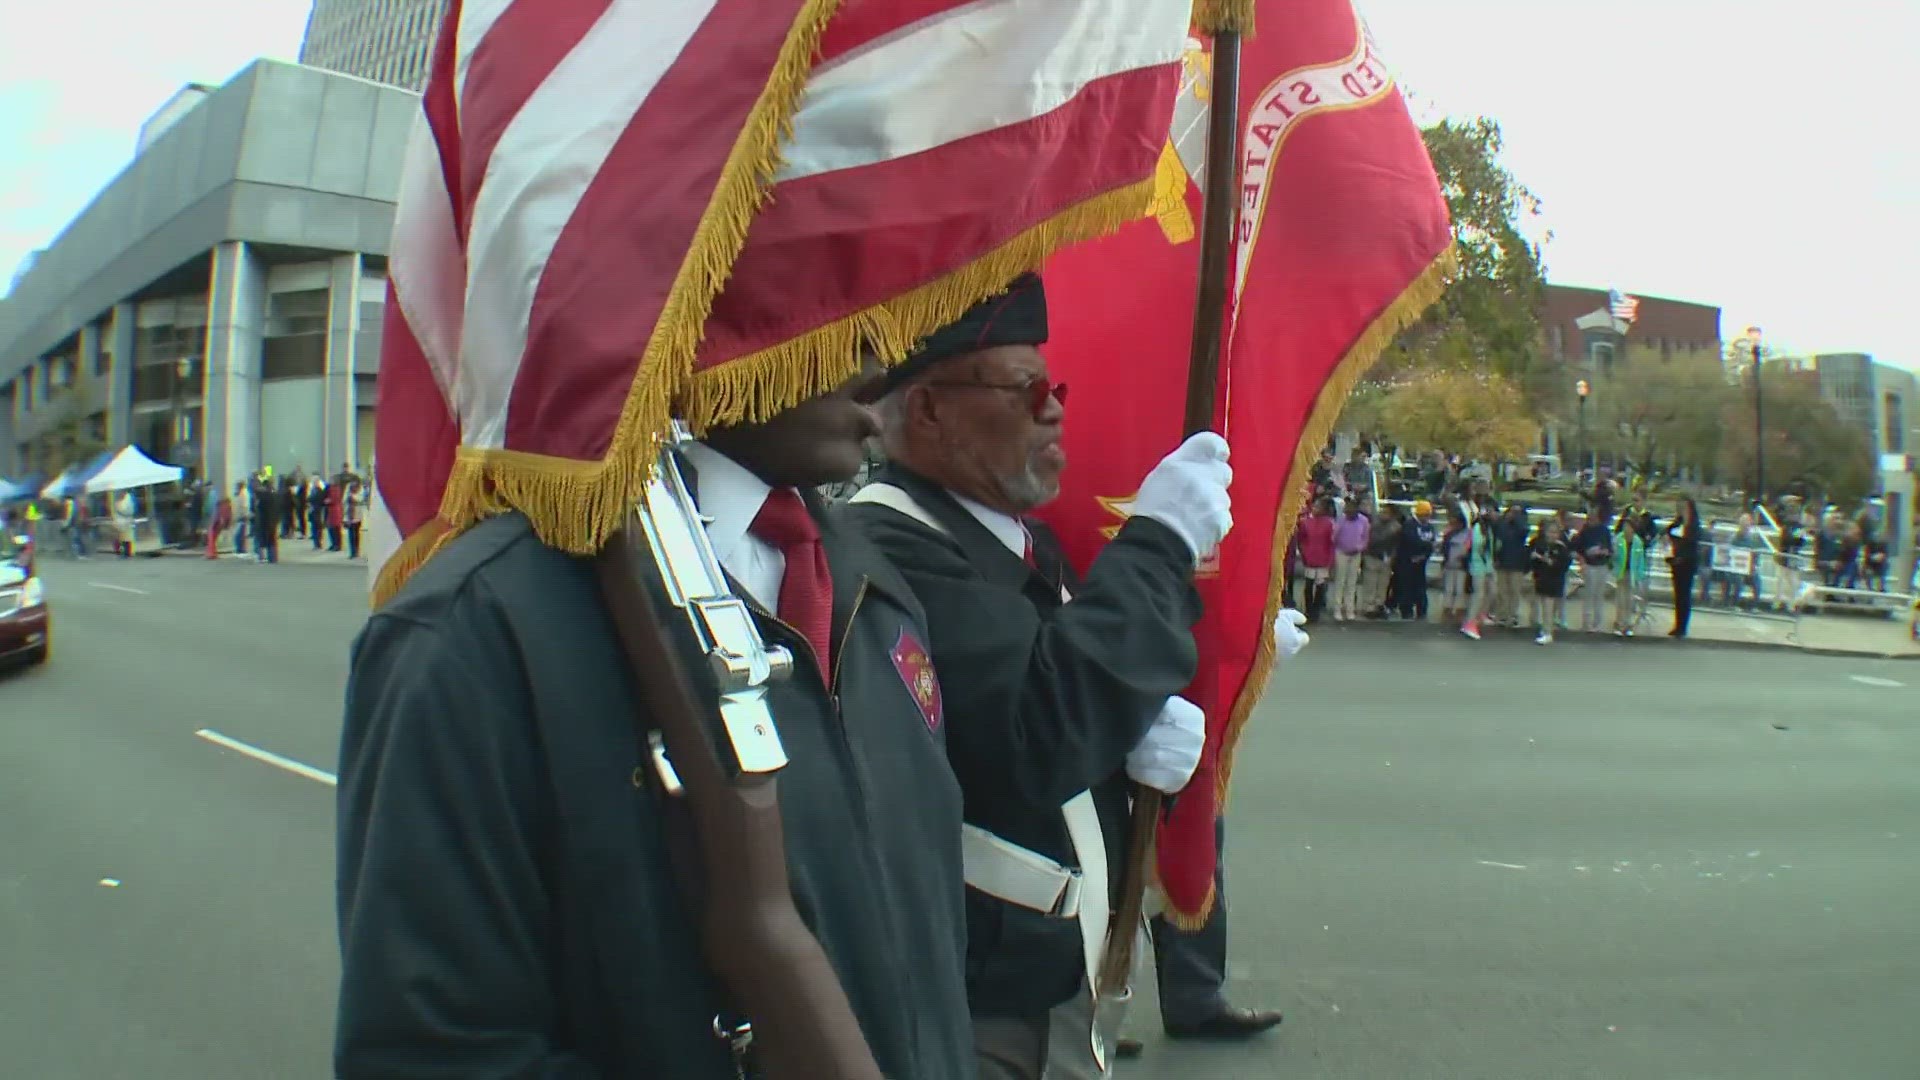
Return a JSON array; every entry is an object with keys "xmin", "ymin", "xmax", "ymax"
[
  {"xmin": 777, "ymin": 0, "xmax": 1189, "ymax": 183},
  {"xmin": 365, "ymin": 487, "xmax": 404, "ymax": 600},
  {"xmin": 389, "ymin": 117, "xmax": 465, "ymax": 400},
  {"xmin": 455, "ymin": 0, "xmax": 518, "ymax": 114},
  {"xmin": 460, "ymin": 0, "xmax": 718, "ymax": 451}
]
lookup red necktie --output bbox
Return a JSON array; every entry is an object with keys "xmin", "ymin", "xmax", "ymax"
[
  {"xmin": 749, "ymin": 489, "xmax": 835, "ymax": 675},
  {"xmin": 1020, "ymin": 522, "xmax": 1038, "ymax": 569}
]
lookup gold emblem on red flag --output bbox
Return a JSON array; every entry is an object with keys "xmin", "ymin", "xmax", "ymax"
[{"xmin": 1098, "ymin": 492, "xmax": 1220, "ymax": 576}]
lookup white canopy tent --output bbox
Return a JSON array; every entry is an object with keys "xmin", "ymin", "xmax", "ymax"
[{"xmin": 84, "ymin": 446, "xmax": 183, "ymax": 494}]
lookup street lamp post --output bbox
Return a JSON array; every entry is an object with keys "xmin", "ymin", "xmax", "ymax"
[
  {"xmin": 1746, "ymin": 326, "xmax": 1764, "ymax": 512},
  {"xmin": 1575, "ymin": 378, "xmax": 1591, "ymax": 479}
]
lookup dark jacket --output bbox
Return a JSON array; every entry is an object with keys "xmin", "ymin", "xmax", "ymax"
[
  {"xmin": 1666, "ymin": 517, "xmax": 1703, "ymax": 570},
  {"xmin": 1397, "ymin": 517, "xmax": 1436, "ymax": 567},
  {"xmin": 1367, "ymin": 514, "xmax": 1402, "ymax": 560},
  {"xmin": 1530, "ymin": 535, "xmax": 1574, "ymax": 594},
  {"xmin": 848, "ymin": 465, "xmax": 1200, "ymax": 1019},
  {"xmin": 1492, "ymin": 515, "xmax": 1532, "ymax": 571},
  {"xmin": 1572, "ymin": 521, "xmax": 1613, "ymax": 566},
  {"xmin": 335, "ymin": 505, "xmax": 972, "ymax": 1079}
]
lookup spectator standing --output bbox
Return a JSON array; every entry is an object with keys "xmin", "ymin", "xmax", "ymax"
[
  {"xmin": 1363, "ymin": 503, "xmax": 1401, "ymax": 617},
  {"xmin": 326, "ymin": 480, "xmax": 345, "ymax": 552},
  {"xmin": 1572, "ymin": 511, "xmax": 1614, "ymax": 632},
  {"xmin": 1341, "ymin": 448, "xmax": 1372, "ymax": 501},
  {"xmin": 1861, "ymin": 527, "xmax": 1889, "ymax": 591},
  {"xmin": 1529, "ymin": 519, "xmax": 1573, "ymax": 645},
  {"xmin": 1611, "ymin": 512, "xmax": 1650, "ymax": 636},
  {"xmin": 205, "ymin": 489, "xmax": 233, "ymax": 559},
  {"xmin": 1295, "ymin": 498, "xmax": 1337, "ymax": 621},
  {"xmin": 1459, "ymin": 509, "xmax": 1496, "ymax": 640},
  {"xmin": 1329, "ymin": 497, "xmax": 1370, "ymax": 620},
  {"xmin": 342, "ymin": 480, "xmax": 367, "ymax": 559},
  {"xmin": 1778, "ymin": 509, "xmax": 1810, "ymax": 607},
  {"xmin": 1665, "ymin": 498, "xmax": 1703, "ymax": 637},
  {"xmin": 1439, "ymin": 504, "xmax": 1473, "ymax": 620},
  {"xmin": 1722, "ymin": 513, "xmax": 1766, "ymax": 609},
  {"xmin": 1393, "ymin": 500, "xmax": 1437, "ymax": 622},
  {"xmin": 1492, "ymin": 503, "xmax": 1532, "ymax": 627}
]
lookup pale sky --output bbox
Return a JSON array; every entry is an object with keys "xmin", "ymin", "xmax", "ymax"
[{"xmin": 2, "ymin": 0, "xmax": 1915, "ymax": 370}]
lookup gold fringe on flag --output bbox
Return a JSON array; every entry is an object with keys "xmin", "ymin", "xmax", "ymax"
[
  {"xmin": 371, "ymin": 0, "xmax": 843, "ymax": 609},
  {"xmin": 1154, "ymin": 244, "xmax": 1457, "ymax": 930},
  {"xmin": 681, "ymin": 177, "xmax": 1159, "ymax": 432},
  {"xmin": 1191, "ymin": 0, "xmax": 1257, "ymax": 35}
]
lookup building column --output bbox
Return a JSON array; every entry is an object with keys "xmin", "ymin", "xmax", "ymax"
[
  {"xmin": 203, "ymin": 241, "xmax": 267, "ymax": 493},
  {"xmin": 104, "ymin": 304, "xmax": 135, "ymax": 447},
  {"xmin": 76, "ymin": 323, "xmax": 104, "ymax": 434},
  {"xmin": 322, "ymin": 253, "xmax": 361, "ymax": 477}
]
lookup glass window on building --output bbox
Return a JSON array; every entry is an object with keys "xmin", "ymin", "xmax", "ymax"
[
  {"xmin": 263, "ymin": 287, "xmax": 331, "ymax": 381},
  {"xmin": 1887, "ymin": 393, "xmax": 1906, "ymax": 453}
]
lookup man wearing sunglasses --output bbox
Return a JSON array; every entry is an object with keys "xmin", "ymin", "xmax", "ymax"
[{"xmin": 847, "ymin": 273, "xmax": 1230, "ymax": 1079}]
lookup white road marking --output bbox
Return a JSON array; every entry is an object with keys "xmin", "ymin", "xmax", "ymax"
[
  {"xmin": 1477, "ymin": 860, "xmax": 1528, "ymax": 870},
  {"xmin": 1849, "ymin": 674, "xmax": 1905, "ymax": 688},
  {"xmin": 99, "ymin": 878, "xmax": 121, "ymax": 888},
  {"xmin": 87, "ymin": 581, "xmax": 150, "ymax": 596},
  {"xmin": 195, "ymin": 729, "xmax": 338, "ymax": 787}
]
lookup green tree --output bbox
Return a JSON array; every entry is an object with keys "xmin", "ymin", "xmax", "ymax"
[
  {"xmin": 1586, "ymin": 346, "xmax": 1734, "ymax": 480},
  {"xmin": 1376, "ymin": 367, "xmax": 1540, "ymax": 464},
  {"xmin": 1380, "ymin": 117, "xmax": 1549, "ymax": 383},
  {"xmin": 1715, "ymin": 360, "xmax": 1876, "ymax": 505}
]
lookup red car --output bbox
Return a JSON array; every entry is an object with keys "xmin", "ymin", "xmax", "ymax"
[{"xmin": 0, "ymin": 530, "xmax": 48, "ymax": 667}]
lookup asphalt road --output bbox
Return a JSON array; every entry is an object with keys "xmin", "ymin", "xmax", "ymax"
[{"xmin": 3, "ymin": 554, "xmax": 1917, "ymax": 1079}]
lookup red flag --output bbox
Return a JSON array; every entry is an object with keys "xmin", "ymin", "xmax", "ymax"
[
  {"xmin": 1038, "ymin": 3, "xmax": 1454, "ymax": 924},
  {"xmin": 370, "ymin": 0, "xmax": 1198, "ymax": 605}
]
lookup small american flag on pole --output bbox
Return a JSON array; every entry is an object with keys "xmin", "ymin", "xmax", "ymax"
[
  {"xmin": 1609, "ymin": 288, "xmax": 1640, "ymax": 323},
  {"xmin": 369, "ymin": 0, "xmax": 1198, "ymax": 605}
]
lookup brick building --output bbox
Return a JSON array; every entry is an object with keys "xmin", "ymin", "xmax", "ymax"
[{"xmin": 1541, "ymin": 284, "xmax": 1722, "ymax": 371}]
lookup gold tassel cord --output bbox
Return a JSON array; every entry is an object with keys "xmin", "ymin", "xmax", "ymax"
[
  {"xmin": 371, "ymin": 0, "xmax": 844, "ymax": 608},
  {"xmin": 680, "ymin": 176, "xmax": 1160, "ymax": 432},
  {"xmin": 1152, "ymin": 244, "xmax": 1458, "ymax": 928},
  {"xmin": 1191, "ymin": 0, "xmax": 1257, "ymax": 35}
]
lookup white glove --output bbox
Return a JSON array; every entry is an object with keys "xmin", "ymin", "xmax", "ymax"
[
  {"xmin": 1273, "ymin": 608, "xmax": 1310, "ymax": 657},
  {"xmin": 1132, "ymin": 432, "xmax": 1233, "ymax": 564},
  {"xmin": 1125, "ymin": 695, "xmax": 1206, "ymax": 794}
]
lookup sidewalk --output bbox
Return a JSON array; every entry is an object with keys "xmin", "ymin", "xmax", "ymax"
[
  {"xmin": 1349, "ymin": 603, "xmax": 1918, "ymax": 659},
  {"xmin": 163, "ymin": 539, "xmax": 366, "ymax": 570}
]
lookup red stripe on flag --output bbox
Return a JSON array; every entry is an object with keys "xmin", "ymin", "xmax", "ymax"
[
  {"xmin": 502, "ymin": 0, "xmax": 797, "ymax": 460},
  {"xmin": 421, "ymin": 0, "xmax": 467, "ymax": 242},
  {"xmin": 456, "ymin": 0, "xmax": 613, "ymax": 229},
  {"xmin": 816, "ymin": 0, "xmax": 972, "ymax": 65},
  {"xmin": 693, "ymin": 64, "xmax": 1176, "ymax": 370},
  {"xmin": 374, "ymin": 291, "xmax": 460, "ymax": 539}
]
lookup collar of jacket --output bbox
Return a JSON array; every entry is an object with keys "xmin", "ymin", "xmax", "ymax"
[
  {"xmin": 871, "ymin": 464, "xmax": 1068, "ymax": 600},
  {"xmin": 675, "ymin": 449, "xmax": 924, "ymax": 664}
]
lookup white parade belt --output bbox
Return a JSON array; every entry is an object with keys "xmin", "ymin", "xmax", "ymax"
[{"xmin": 959, "ymin": 791, "xmax": 1110, "ymax": 1009}]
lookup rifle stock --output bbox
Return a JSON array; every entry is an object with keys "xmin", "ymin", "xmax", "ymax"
[{"xmin": 597, "ymin": 521, "xmax": 885, "ymax": 1080}]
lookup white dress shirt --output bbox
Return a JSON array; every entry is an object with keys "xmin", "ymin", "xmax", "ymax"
[
  {"xmin": 952, "ymin": 493, "xmax": 1029, "ymax": 561},
  {"xmin": 678, "ymin": 442, "xmax": 785, "ymax": 611}
]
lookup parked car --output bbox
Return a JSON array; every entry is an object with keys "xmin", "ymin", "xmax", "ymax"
[{"xmin": 0, "ymin": 531, "xmax": 49, "ymax": 668}]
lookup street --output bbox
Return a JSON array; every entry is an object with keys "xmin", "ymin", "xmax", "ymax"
[{"xmin": 4, "ymin": 555, "xmax": 1918, "ymax": 1079}]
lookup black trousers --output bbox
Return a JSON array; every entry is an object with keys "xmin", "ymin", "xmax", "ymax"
[
  {"xmin": 1671, "ymin": 563, "xmax": 1696, "ymax": 634},
  {"xmin": 1150, "ymin": 816, "xmax": 1230, "ymax": 1027},
  {"xmin": 346, "ymin": 523, "xmax": 362, "ymax": 559}
]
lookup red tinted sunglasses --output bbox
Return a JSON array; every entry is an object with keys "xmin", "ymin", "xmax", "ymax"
[{"xmin": 925, "ymin": 375, "xmax": 1068, "ymax": 418}]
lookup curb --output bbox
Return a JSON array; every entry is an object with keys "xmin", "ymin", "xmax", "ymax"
[{"xmin": 1325, "ymin": 617, "xmax": 1920, "ymax": 662}]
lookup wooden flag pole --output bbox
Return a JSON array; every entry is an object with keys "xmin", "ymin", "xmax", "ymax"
[{"xmin": 1100, "ymin": 27, "xmax": 1244, "ymax": 996}]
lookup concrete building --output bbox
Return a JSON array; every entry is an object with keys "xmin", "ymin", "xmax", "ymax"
[
  {"xmin": 299, "ymin": 0, "xmax": 447, "ymax": 91},
  {"xmin": 0, "ymin": 60, "xmax": 416, "ymax": 492},
  {"xmin": 1811, "ymin": 353, "xmax": 1918, "ymax": 458}
]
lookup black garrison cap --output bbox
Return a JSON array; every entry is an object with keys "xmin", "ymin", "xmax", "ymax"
[{"xmin": 877, "ymin": 272, "xmax": 1048, "ymax": 396}]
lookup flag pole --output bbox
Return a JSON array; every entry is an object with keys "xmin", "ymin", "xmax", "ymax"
[{"xmin": 1100, "ymin": 27, "xmax": 1244, "ymax": 996}]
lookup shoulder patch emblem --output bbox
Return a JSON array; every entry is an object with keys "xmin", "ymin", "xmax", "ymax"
[{"xmin": 889, "ymin": 627, "xmax": 943, "ymax": 733}]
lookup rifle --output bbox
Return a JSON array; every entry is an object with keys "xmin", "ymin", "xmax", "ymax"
[{"xmin": 595, "ymin": 425, "xmax": 885, "ymax": 1080}]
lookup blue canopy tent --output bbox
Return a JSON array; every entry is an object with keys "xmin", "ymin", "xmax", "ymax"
[{"xmin": 0, "ymin": 475, "xmax": 44, "ymax": 503}]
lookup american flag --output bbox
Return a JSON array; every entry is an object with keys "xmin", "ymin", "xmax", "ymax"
[
  {"xmin": 1609, "ymin": 288, "xmax": 1640, "ymax": 323},
  {"xmin": 369, "ymin": 0, "xmax": 1196, "ymax": 603}
]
